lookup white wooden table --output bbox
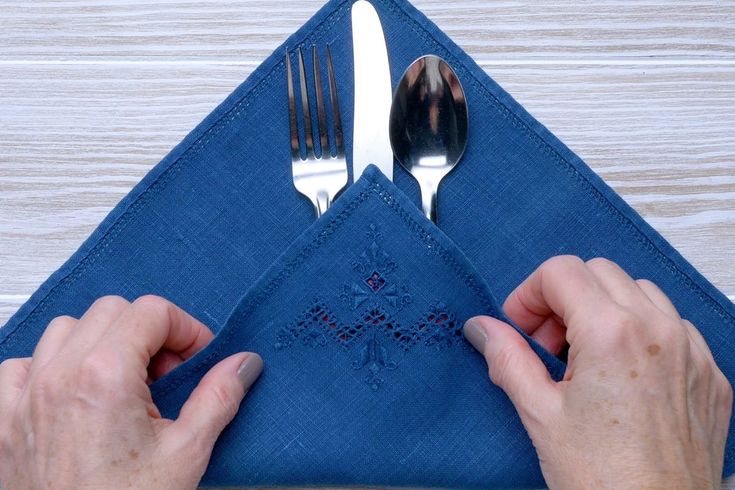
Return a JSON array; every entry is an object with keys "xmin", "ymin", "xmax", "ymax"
[{"xmin": 1, "ymin": 1, "xmax": 733, "ymax": 488}]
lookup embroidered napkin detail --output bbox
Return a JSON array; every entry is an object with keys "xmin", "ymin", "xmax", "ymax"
[
  {"xmin": 275, "ymin": 289, "xmax": 466, "ymax": 391},
  {"xmin": 148, "ymin": 166, "xmax": 564, "ymax": 488},
  {"xmin": 270, "ymin": 220, "xmax": 470, "ymax": 391},
  {"xmin": 337, "ymin": 224, "xmax": 414, "ymax": 311},
  {"xmin": 3, "ymin": 0, "xmax": 732, "ymax": 484},
  {"xmin": 151, "ymin": 165, "xmax": 566, "ymax": 401}
]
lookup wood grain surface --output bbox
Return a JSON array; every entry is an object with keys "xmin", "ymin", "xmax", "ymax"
[
  {"xmin": 0, "ymin": 0, "xmax": 733, "ymax": 488},
  {"xmin": 2, "ymin": 0, "xmax": 734, "ymax": 61}
]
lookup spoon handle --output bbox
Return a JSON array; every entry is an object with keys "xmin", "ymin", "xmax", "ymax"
[{"xmin": 419, "ymin": 180, "xmax": 438, "ymax": 223}]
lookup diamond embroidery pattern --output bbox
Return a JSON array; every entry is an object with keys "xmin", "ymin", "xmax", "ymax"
[
  {"xmin": 275, "ymin": 301, "xmax": 352, "ymax": 350},
  {"xmin": 339, "ymin": 225, "xmax": 411, "ymax": 312},
  {"xmin": 365, "ymin": 271, "xmax": 386, "ymax": 292},
  {"xmin": 419, "ymin": 302, "xmax": 463, "ymax": 350},
  {"xmin": 275, "ymin": 224, "xmax": 466, "ymax": 391},
  {"xmin": 276, "ymin": 299, "xmax": 465, "ymax": 391}
]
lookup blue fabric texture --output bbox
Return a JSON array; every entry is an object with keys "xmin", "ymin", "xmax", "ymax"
[
  {"xmin": 151, "ymin": 166, "xmax": 567, "ymax": 487},
  {"xmin": 1, "ymin": 0, "xmax": 733, "ymax": 487}
]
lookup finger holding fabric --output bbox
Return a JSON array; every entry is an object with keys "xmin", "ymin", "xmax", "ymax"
[
  {"xmin": 0, "ymin": 295, "xmax": 263, "ymax": 490},
  {"xmin": 464, "ymin": 255, "xmax": 733, "ymax": 489}
]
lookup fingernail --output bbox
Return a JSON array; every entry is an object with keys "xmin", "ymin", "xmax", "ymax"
[
  {"xmin": 463, "ymin": 319, "xmax": 487, "ymax": 353},
  {"xmin": 237, "ymin": 353, "xmax": 263, "ymax": 391}
]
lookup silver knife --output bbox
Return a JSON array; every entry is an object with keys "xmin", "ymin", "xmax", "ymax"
[{"xmin": 351, "ymin": 0, "xmax": 393, "ymax": 181}]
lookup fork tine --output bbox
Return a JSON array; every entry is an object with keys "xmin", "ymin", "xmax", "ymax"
[
  {"xmin": 325, "ymin": 45, "xmax": 344, "ymax": 157},
  {"xmin": 286, "ymin": 48, "xmax": 301, "ymax": 161},
  {"xmin": 297, "ymin": 47, "xmax": 314, "ymax": 159},
  {"xmin": 312, "ymin": 45, "xmax": 329, "ymax": 158},
  {"xmin": 288, "ymin": 44, "xmax": 347, "ymax": 220}
]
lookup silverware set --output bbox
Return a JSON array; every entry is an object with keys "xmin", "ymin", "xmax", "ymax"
[{"xmin": 286, "ymin": 0, "xmax": 468, "ymax": 223}]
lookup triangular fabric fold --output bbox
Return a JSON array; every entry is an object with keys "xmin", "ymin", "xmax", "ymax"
[
  {"xmin": 152, "ymin": 166, "xmax": 565, "ymax": 487},
  {"xmin": 2, "ymin": 0, "xmax": 734, "ymax": 485}
]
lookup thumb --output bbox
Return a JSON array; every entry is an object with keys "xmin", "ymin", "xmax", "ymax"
[
  {"xmin": 464, "ymin": 316, "xmax": 558, "ymax": 423},
  {"xmin": 165, "ymin": 352, "xmax": 263, "ymax": 453}
]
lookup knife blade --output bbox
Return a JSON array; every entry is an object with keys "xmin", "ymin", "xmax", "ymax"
[{"xmin": 351, "ymin": 0, "xmax": 394, "ymax": 181}]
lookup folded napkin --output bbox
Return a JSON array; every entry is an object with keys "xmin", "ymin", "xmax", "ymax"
[
  {"xmin": 1, "ymin": 0, "xmax": 733, "ymax": 487},
  {"xmin": 151, "ymin": 166, "xmax": 566, "ymax": 487}
]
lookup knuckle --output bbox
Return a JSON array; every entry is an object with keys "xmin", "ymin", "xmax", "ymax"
[
  {"xmin": 672, "ymin": 326, "xmax": 693, "ymax": 353},
  {"xmin": 133, "ymin": 294, "xmax": 169, "ymax": 310},
  {"xmin": 0, "ymin": 358, "xmax": 17, "ymax": 375},
  {"xmin": 654, "ymin": 321, "xmax": 688, "ymax": 352},
  {"xmin": 724, "ymin": 388, "xmax": 734, "ymax": 411},
  {"xmin": 47, "ymin": 315, "xmax": 76, "ymax": 330},
  {"xmin": 586, "ymin": 256, "xmax": 617, "ymax": 271},
  {"xmin": 690, "ymin": 351, "xmax": 712, "ymax": 376},
  {"xmin": 635, "ymin": 278, "xmax": 656, "ymax": 289},
  {"xmin": 593, "ymin": 308, "xmax": 660, "ymax": 352},
  {"xmin": 210, "ymin": 383, "xmax": 240, "ymax": 423},
  {"xmin": 132, "ymin": 295, "xmax": 173, "ymax": 322},
  {"xmin": 718, "ymin": 373, "xmax": 733, "ymax": 401},
  {"xmin": 91, "ymin": 295, "xmax": 129, "ymax": 313},
  {"xmin": 76, "ymin": 350, "xmax": 126, "ymax": 395},
  {"xmin": 541, "ymin": 255, "xmax": 585, "ymax": 276},
  {"xmin": 604, "ymin": 309, "xmax": 640, "ymax": 334},
  {"xmin": 488, "ymin": 343, "xmax": 519, "ymax": 389}
]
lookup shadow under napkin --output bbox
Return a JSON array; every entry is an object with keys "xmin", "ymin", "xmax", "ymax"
[{"xmin": 151, "ymin": 166, "xmax": 566, "ymax": 488}]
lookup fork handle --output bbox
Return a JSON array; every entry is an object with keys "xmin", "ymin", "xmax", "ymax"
[{"xmin": 315, "ymin": 191, "xmax": 330, "ymax": 218}]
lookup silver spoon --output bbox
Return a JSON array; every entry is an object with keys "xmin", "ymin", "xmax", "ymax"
[{"xmin": 389, "ymin": 55, "xmax": 468, "ymax": 222}]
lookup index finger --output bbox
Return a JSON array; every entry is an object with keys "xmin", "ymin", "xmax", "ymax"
[
  {"xmin": 101, "ymin": 295, "xmax": 214, "ymax": 367},
  {"xmin": 503, "ymin": 256, "xmax": 612, "ymax": 336}
]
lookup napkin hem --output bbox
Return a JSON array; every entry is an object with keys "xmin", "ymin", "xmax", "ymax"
[
  {"xmin": 386, "ymin": 0, "xmax": 735, "ymax": 470},
  {"xmin": 4, "ymin": 0, "xmax": 732, "ymax": 361},
  {"xmin": 0, "ymin": 0, "xmax": 356, "ymax": 348},
  {"xmin": 1, "ymin": 0, "xmax": 732, "ymax": 474},
  {"xmin": 382, "ymin": 0, "xmax": 735, "ymax": 329},
  {"xmin": 151, "ymin": 165, "xmax": 566, "ymax": 399}
]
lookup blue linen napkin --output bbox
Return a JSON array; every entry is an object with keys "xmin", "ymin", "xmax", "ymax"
[
  {"xmin": 151, "ymin": 165, "xmax": 566, "ymax": 487},
  {"xmin": 1, "ymin": 0, "xmax": 734, "ymax": 486}
]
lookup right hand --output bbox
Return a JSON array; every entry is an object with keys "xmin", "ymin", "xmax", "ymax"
[{"xmin": 464, "ymin": 256, "xmax": 733, "ymax": 489}]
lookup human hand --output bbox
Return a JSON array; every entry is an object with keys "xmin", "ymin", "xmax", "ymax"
[
  {"xmin": 464, "ymin": 256, "xmax": 732, "ymax": 489},
  {"xmin": 0, "ymin": 295, "xmax": 262, "ymax": 490}
]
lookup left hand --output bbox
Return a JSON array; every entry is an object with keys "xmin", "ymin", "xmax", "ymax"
[{"xmin": 0, "ymin": 295, "xmax": 262, "ymax": 490}]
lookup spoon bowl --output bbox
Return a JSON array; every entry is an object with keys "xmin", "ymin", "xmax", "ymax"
[{"xmin": 389, "ymin": 55, "xmax": 468, "ymax": 222}]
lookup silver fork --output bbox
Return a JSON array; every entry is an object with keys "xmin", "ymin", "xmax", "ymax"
[{"xmin": 287, "ymin": 45, "xmax": 348, "ymax": 218}]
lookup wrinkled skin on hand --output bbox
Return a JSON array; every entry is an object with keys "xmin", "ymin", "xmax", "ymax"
[
  {"xmin": 0, "ymin": 295, "xmax": 262, "ymax": 490},
  {"xmin": 465, "ymin": 256, "xmax": 732, "ymax": 489}
]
